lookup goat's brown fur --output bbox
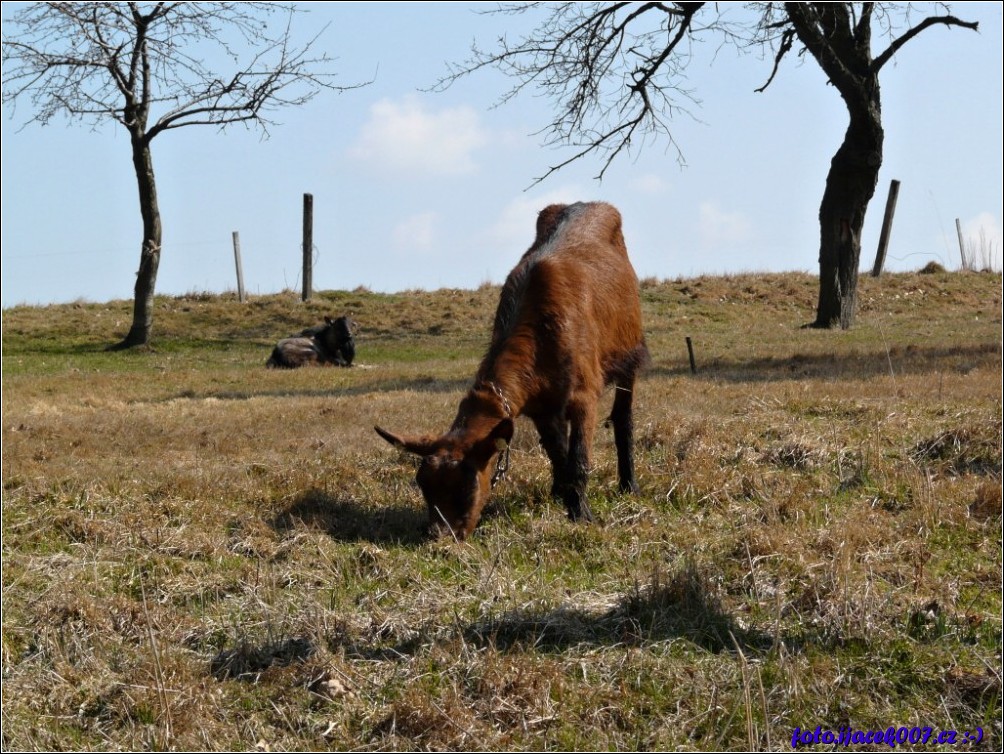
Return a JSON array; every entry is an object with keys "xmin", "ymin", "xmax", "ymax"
[{"xmin": 376, "ymin": 202, "xmax": 648, "ymax": 540}]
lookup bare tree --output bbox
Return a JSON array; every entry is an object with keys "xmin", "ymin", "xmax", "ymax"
[
  {"xmin": 3, "ymin": 2, "xmax": 364, "ymax": 348},
  {"xmin": 441, "ymin": 2, "xmax": 978, "ymax": 329}
]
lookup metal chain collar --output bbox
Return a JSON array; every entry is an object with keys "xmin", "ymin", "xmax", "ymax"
[
  {"xmin": 486, "ymin": 380, "xmax": 512, "ymax": 488},
  {"xmin": 491, "ymin": 442, "xmax": 511, "ymax": 488},
  {"xmin": 485, "ymin": 380, "xmax": 512, "ymax": 418}
]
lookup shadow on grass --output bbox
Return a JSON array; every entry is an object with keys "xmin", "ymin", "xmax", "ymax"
[
  {"xmin": 270, "ymin": 488, "xmax": 427, "ymax": 546},
  {"xmin": 463, "ymin": 561, "xmax": 775, "ymax": 655},
  {"xmin": 649, "ymin": 342, "xmax": 1000, "ymax": 384},
  {"xmin": 4, "ymin": 336, "xmax": 258, "ymax": 357},
  {"xmin": 211, "ymin": 636, "xmax": 315, "ymax": 682},
  {"xmin": 161, "ymin": 342, "xmax": 999, "ymax": 404},
  {"xmin": 164, "ymin": 375, "xmax": 473, "ymax": 403}
]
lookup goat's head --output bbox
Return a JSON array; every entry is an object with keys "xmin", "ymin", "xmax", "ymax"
[
  {"xmin": 318, "ymin": 315, "xmax": 355, "ymax": 345},
  {"xmin": 375, "ymin": 419, "xmax": 514, "ymax": 541}
]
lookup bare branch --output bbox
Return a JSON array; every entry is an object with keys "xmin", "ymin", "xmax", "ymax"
[
  {"xmin": 754, "ymin": 26, "xmax": 796, "ymax": 93},
  {"xmin": 2, "ymin": 2, "xmax": 367, "ymax": 138},
  {"xmin": 872, "ymin": 13, "xmax": 978, "ymax": 73},
  {"xmin": 854, "ymin": 2, "xmax": 874, "ymax": 42},
  {"xmin": 783, "ymin": 2, "xmax": 863, "ymax": 97},
  {"xmin": 437, "ymin": 2, "xmax": 706, "ymax": 182}
]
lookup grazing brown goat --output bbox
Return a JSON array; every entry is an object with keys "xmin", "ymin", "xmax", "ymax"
[
  {"xmin": 266, "ymin": 315, "xmax": 356, "ymax": 368},
  {"xmin": 376, "ymin": 201, "xmax": 648, "ymax": 540}
]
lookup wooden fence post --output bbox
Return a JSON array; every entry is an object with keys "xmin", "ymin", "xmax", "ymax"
[
  {"xmin": 232, "ymin": 231, "xmax": 246, "ymax": 303},
  {"xmin": 871, "ymin": 179, "xmax": 900, "ymax": 277},
  {"xmin": 302, "ymin": 193, "xmax": 314, "ymax": 301},
  {"xmin": 956, "ymin": 218, "xmax": 968, "ymax": 270},
  {"xmin": 685, "ymin": 336, "xmax": 697, "ymax": 375}
]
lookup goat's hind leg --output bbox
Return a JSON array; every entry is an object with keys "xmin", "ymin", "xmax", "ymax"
[{"xmin": 610, "ymin": 377, "xmax": 640, "ymax": 494}]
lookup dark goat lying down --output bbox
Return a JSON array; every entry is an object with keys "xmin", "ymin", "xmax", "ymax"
[
  {"xmin": 266, "ymin": 315, "xmax": 356, "ymax": 368},
  {"xmin": 376, "ymin": 201, "xmax": 648, "ymax": 541}
]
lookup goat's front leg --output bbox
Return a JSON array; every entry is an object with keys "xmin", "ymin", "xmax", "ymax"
[
  {"xmin": 561, "ymin": 398, "xmax": 597, "ymax": 522},
  {"xmin": 532, "ymin": 413, "xmax": 570, "ymax": 501}
]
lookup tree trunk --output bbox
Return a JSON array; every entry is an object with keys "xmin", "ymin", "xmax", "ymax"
[
  {"xmin": 811, "ymin": 102, "xmax": 884, "ymax": 329},
  {"xmin": 113, "ymin": 132, "xmax": 162, "ymax": 349}
]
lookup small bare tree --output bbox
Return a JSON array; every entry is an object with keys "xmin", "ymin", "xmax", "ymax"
[
  {"xmin": 442, "ymin": 2, "xmax": 978, "ymax": 329},
  {"xmin": 3, "ymin": 2, "xmax": 364, "ymax": 348}
]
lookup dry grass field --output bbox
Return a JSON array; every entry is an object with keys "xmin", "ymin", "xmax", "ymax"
[{"xmin": 2, "ymin": 270, "xmax": 1001, "ymax": 750}]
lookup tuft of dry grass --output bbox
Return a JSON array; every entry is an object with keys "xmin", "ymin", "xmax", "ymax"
[{"xmin": 3, "ymin": 271, "xmax": 1002, "ymax": 750}]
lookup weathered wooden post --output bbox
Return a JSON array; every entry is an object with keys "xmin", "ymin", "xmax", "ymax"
[
  {"xmin": 871, "ymin": 179, "xmax": 900, "ymax": 277},
  {"xmin": 302, "ymin": 192, "xmax": 314, "ymax": 301},
  {"xmin": 955, "ymin": 218, "xmax": 968, "ymax": 269},
  {"xmin": 232, "ymin": 231, "xmax": 246, "ymax": 302},
  {"xmin": 685, "ymin": 336, "xmax": 697, "ymax": 375}
]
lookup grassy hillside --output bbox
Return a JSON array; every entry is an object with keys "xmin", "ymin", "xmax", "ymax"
[{"xmin": 2, "ymin": 271, "xmax": 1001, "ymax": 750}]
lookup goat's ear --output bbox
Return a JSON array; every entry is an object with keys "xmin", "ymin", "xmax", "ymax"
[
  {"xmin": 324, "ymin": 315, "xmax": 333, "ymax": 325},
  {"xmin": 470, "ymin": 418, "xmax": 515, "ymax": 465},
  {"xmin": 375, "ymin": 426, "xmax": 436, "ymax": 456}
]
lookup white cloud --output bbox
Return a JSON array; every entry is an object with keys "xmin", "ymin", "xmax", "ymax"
[
  {"xmin": 485, "ymin": 187, "xmax": 587, "ymax": 253},
  {"xmin": 349, "ymin": 96, "xmax": 488, "ymax": 176},
  {"xmin": 698, "ymin": 201, "xmax": 753, "ymax": 250},
  {"xmin": 630, "ymin": 173, "xmax": 669, "ymax": 194},
  {"xmin": 959, "ymin": 212, "xmax": 999, "ymax": 250},
  {"xmin": 392, "ymin": 211, "xmax": 438, "ymax": 252},
  {"xmin": 960, "ymin": 212, "xmax": 1002, "ymax": 266}
]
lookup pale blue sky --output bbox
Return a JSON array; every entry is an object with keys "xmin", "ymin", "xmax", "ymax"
[{"xmin": 2, "ymin": 2, "xmax": 1001, "ymax": 307}]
